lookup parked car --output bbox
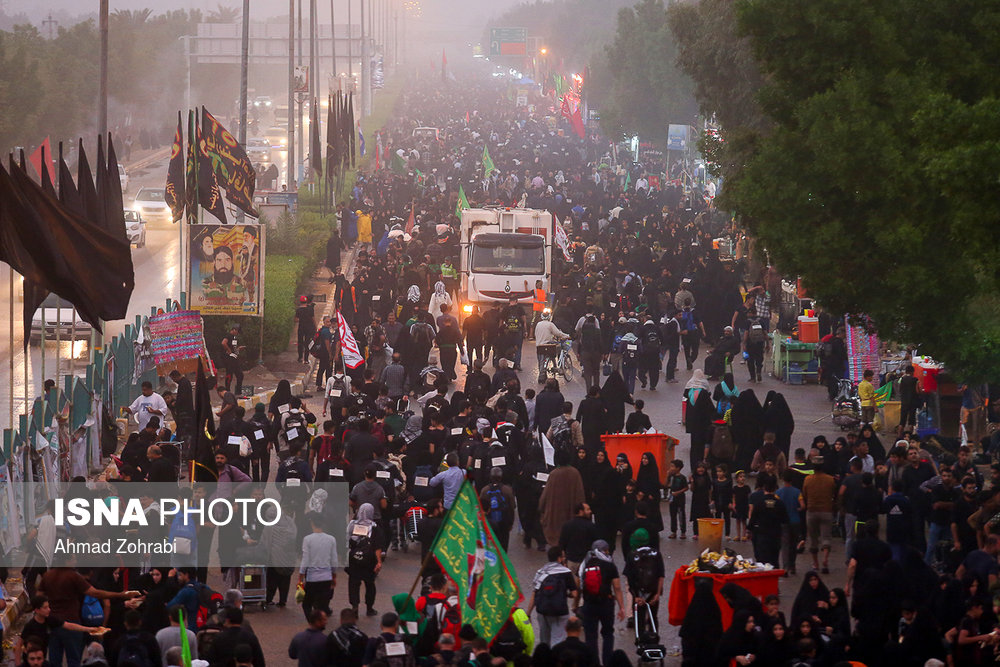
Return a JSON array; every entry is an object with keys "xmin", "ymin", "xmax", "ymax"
[
  {"xmin": 118, "ymin": 164, "xmax": 129, "ymax": 192},
  {"xmin": 31, "ymin": 293, "xmax": 92, "ymax": 341},
  {"xmin": 124, "ymin": 209, "xmax": 146, "ymax": 248},
  {"xmin": 132, "ymin": 187, "xmax": 170, "ymax": 222}
]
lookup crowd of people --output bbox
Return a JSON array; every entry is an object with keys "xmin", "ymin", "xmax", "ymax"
[{"xmin": 7, "ymin": 74, "xmax": 997, "ymax": 667}]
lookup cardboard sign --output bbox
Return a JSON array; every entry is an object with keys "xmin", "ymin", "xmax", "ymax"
[
  {"xmin": 286, "ymin": 478, "xmax": 301, "ymax": 487},
  {"xmin": 451, "ymin": 427, "xmax": 463, "ymax": 435},
  {"xmin": 254, "ymin": 429, "xmax": 265, "ymax": 440},
  {"xmin": 386, "ymin": 642, "xmax": 406, "ymax": 657},
  {"xmin": 492, "ymin": 457, "xmax": 506, "ymax": 467},
  {"xmin": 329, "ymin": 389, "xmax": 342, "ymax": 397},
  {"xmin": 535, "ymin": 472, "xmax": 549, "ymax": 482},
  {"xmin": 331, "ymin": 468, "xmax": 344, "ymax": 477},
  {"xmin": 278, "ymin": 404, "xmax": 290, "ymax": 414},
  {"xmin": 376, "ymin": 470, "xmax": 391, "ymax": 479},
  {"xmin": 286, "ymin": 428, "xmax": 300, "ymax": 440},
  {"xmin": 228, "ymin": 435, "xmax": 242, "ymax": 445}
]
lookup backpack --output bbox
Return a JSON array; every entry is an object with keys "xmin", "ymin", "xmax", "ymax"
[
  {"xmin": 491, "ymin": 618, "xmax": 527, "ymax": 660},
  {"xmin": 412, "ymin": 323, "xmax": 434, "ymax": 348},
  {"xmin": 327, "ymin": 376, "xmax": 348, "ymax": 411},
  {"xmin": 622, "ymin": 339, "xmax": 639, "ymax": 362},
  {"xmin": 629, "ymin": 546, "xmax": 661, "ymax": 596},
  {"xmin": 80, "ymin": 594, "xmax": 104, "ymax": 627},
  {"xmin": 423, "ymin": 595, "xmax": 461, "ymax": 644},
  {"xmin": 579, "ymin": 320, "xmax": 600, "ymax": 353},
  {"xmin": 411, "ymin": 463, "xmax": 436, "ymax": 503},
  {"xmin": 484, "ymin": 486, "xmax": 509, "ymax": 526},
  {"xmin": 118, "ymin": 632, "xmax": 154, "ymax": 667},
  {"xmin": 643, "ymin": 327, "xmax": 661, "ymax": 350},
  {"xmin": 550, "ymin": 418, "xmax": 575, "ymax": 454},
  {"xmin": 328, "ymin": 624, "xmax": 368, "ymax": 667},
  {"xmin": 749, "ymin": 324, "xmax": 766, "ymax": 344},
  {"xmin": 373, "ymin": 635, "xmax": 416, "ymax": 667},
  {"xmin": 535, "ymin": 572, "xmax": 570, "ymax": 616},
  {"xmin": 818, "ymin": 338, "xmax": 834, "ymax": 360},
  {"xmin": 195, "ymin": 583, "xmax": 223, "ymax": 629},
  {"xmin": 582, "ymin": 561, "xmax": 605, "ymax": 598},
  {"xmin": 313, "ymin": 434, "xmax": 336, "ymax": 464},
  {"xmin": 710, "ymin": 424, "xmax": 735, "ymax": 461},
  {"xmin": 681, "ymin": 310, "xmax": 698, "ymax": 333},
  {"xmin": 309, "ymin": 330, "xmax": 323, "ymax": 358},
  {"xmin": 349, "ymin": 529, "xmax": 378, "ymax": 571}
]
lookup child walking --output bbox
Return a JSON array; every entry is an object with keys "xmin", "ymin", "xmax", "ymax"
[
  {"xmin": 689, "ymin": 461, "xmax": 712, "ymax": 539},
  {"xmin": 711, "ymin": 464, "xmax": 734, "ymax": 538},
  {"xmin": 666, "ymin": 459, "xmax": 688, "ymax": 539},
  {"xmin": 732, "ymin": 470, "xmax": 750, "ymax": 541}
]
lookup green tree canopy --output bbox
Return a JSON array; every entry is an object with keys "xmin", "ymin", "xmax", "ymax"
[
  {"xmin": 590, "ymin": 0, "xmax": 697, "ymax": 146},
  {"xmin": 672, "ymin": 0, "xmax": 1000, "ymax": 379}
]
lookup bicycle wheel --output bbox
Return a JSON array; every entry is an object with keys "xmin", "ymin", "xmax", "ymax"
[{"xmin": 561, "ymin": 355, "xmax": 575, "ymax": 382}]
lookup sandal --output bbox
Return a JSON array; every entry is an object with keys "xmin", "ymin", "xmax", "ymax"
[{"xmin": 669, "ymin": 533, "xmax": 677, "ymax": 539}]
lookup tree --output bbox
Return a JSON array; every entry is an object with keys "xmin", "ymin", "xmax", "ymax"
[
  {"xmin": 673, "ymin": 0, "xmax": 1000, "ymax": 379},
  {"xmin": 591, "ymin": 0, "xmax": 697, "ymax": 146},
  {"xmin": 206, "ymin": 4, "xmax": 241, "ymax": 24}
]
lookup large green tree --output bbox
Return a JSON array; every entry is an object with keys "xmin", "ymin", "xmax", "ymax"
[
  {"xmin": 671, "ymin": 0, "xmax": 1000, "ymax": 379},
  {"xmin": 590, "ymin": 0, "xmax": 697, "ymax": 145}
]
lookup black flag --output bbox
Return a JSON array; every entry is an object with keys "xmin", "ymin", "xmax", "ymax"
[
  {"xmin": 165, "ymin": 111, "xmax": 185, "ymax": 222},
  {"xmin": 21, "ymin": 144, "xmax": 53, "ymax": 348},
  {"xmin": 185, "ymin": 109, "xmax": 198, "ymax": 223},
  {"xmin": 201, "ymin": 107, "xmax": 258, "ymax": 217},
  {"xmin": 192, "ymin": 358, "xmax": 218, "ymax": 482},
  {"xmin": 196, "ymin": 120, "xmax": 228, "ymax": 224}
]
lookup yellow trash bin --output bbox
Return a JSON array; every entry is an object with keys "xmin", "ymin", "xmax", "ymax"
[
  {"xmin": 697, "ymin": 518, "xmax": 725, "ymax": 553},
  {"xmin": 882, "ymin": 401, "xmax": 900, "ymax": 433}
]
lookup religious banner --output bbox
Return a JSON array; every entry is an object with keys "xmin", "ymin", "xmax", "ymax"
[
  {"xmin": 148, "ymin": 309, "xmax": 217, "ymax": 376},
  {"xmin": 429, "ymin": 481, "xmax": 522, "ymax": 642},
  {"xmin": 188, "ymin": 223, "xmax": 262, "ymax": 315}
]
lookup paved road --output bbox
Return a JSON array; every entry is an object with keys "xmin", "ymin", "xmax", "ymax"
[{"xmin": 210, "ymin": 353, "xmax": 848, "ymax": 665}]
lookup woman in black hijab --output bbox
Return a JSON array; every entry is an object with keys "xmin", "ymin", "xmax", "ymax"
[
  {"xmin": 588, "ymin": 448, "xmax": 623, "ymax": 546},
  {"xmin": 729, "ymin": 389, "xmax": 765, "ymax": 474},
  {"xmin": 791, "ymin": 570, "xmax": 831, "ymax": 627},
  {"xmin": 680, "ymin": 577, "xmax": 723, "ymax": 666},
  {"xmin": 577, "ymin": 385, "xmax": 609, "ymax": 451},
  {"xmin": 721, "ymin": 582, "xmax": 765, "ymax": 620},
  {"xmin": 858, "ymin": 423, "xmax": 886, "ymax": 462},
  {"xmin": 635, "ymin": 451, "xmax": 664, "ymax": 532},
  {"xmin": 267, "ymin": 379, "xmax": 293, "ymax": 422},
  {"xmin": 601, "ymin": 369, "xmax": 634, "ymax": 435},
  {"xmin": 573, "ymin": 446, "xmax": 592, "ymax": 489},
  {"xmin": 716, "ymin": 609, "xmax": 763, "ymax": 666},
  {"xmin": 762, "ymin": 391, "xmax": 795, "ymax": 460}
]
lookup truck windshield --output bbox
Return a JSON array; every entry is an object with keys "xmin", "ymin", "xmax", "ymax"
[{"xmin": 471, "ymin": 238, "xmax": 545, "ymax": 275}]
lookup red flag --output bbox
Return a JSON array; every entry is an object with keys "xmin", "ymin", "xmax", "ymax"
[
  {"xmin": 465, "ymin": 111, "xmax": 470, "ymax": 124},
  {"xmin": 29, "ymin": 137, "xmax": 56, "ymax": 184},
  {"xmin": 441, "ymin": 49, "xmax": 447, "ymax": 82},
  {"xmin": 405, "ymin": 202, "xmax": 415, "ymax": 234}
]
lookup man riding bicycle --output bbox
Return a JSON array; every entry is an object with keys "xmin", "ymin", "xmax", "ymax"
[{"xmin": 534, "ymin": 310, "xmax": 570, "ymax": 384}]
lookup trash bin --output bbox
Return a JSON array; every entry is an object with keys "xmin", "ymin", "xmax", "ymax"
[
  {"xmin": 697, "ymin": 518, "xmax": 724, "ymax": 553},
  {"xmin": 601, "ymin": 433, "xmax": 677, "ymax": 484}
]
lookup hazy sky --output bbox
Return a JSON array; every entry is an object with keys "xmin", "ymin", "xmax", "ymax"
[{"xmin": 5, "ymin": 0, "xmax": 518, "ymax": 31}]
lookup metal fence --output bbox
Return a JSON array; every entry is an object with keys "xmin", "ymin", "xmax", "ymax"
[{"xmin": 0, "ymin": 298, "xmax": 181, "ymax": 548}]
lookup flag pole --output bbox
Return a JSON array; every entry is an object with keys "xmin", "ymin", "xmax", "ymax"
[{"xmin": 8, "ymin": 265, "xmax": 13, "ymax": 424}]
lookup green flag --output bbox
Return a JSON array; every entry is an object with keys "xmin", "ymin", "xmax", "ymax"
[
  {"xmin": 391, "ymin": 152, "xmax": 407, "ymax": 175},
  {"xmin": 625, "ymin": 171, "xmax": 632, "ymax": 191},
  {"xmin": 456, "ymin": 184, "xmax": 470, "ymax": 218},
  {"xmin": 429, "ymin": 481, "xmax": 521, "ymax": 642},
  {"xmin": 482, "ymin": 145, "xmax": 495, "ymax": 180},
  {"xmin": 178, "ymin": 608, "xmax": 193, "ymax": 667}
]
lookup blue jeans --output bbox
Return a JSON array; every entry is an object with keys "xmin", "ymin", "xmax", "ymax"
[
  {"xmin": 582, "ymin": 598, "xmax": 616, "ymax": 666},
  {"xmin": 925, "ymin": 521, "xmax": 948, "ymax": 563},
  {"xmin": 623, "ymin": 363, "xmax": 637, "ymax": 394},
  {"xmin": 49, "ymin": 625, "xmax": 83, "ymax": 667}
]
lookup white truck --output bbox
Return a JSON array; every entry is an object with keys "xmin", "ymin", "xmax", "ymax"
[{"xmin": 459, "ymin": 207, "xmax": 553, "ymax": 314}]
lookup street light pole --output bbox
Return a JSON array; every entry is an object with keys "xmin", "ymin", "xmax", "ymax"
[
  {"xmin": 99, "ymin": 0, "xmax": 108, "ymax": 137},
  {"xmin": 288, "ymin": 0, "xmax": 296, "ymax": 190},
  {"xmin": 238, "ymin": 0, "xmax": 250, "ymax": 222}
]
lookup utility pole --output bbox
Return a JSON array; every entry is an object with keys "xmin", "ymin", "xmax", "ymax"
[
  {"xmin": 238, "ymin": 0, "xmax": 250, "ymax": 222},
  {"xmin": 347, "ymin": 0, "xmax": 353, "ymax": 86},
  {"xmin": 310, "ymin": 0, "xmax": 317, "ymax": 179},
  {"xmin": 287, "ymin": 0, "xmax": 295, "ymax": 190},
  {"xmin": 330, "ymin": 0, "xmax": 338, "ymax": 88},
  {"xmin": 297, "ymin": 0, "xmax": 304, "ymax": 187},
  {"xmin": 360, "ymin": 0, "xmax": 370, "ymax": 117},
  {"xmin": 42, "ymin": 13, "xmax": 57, "ymax": 39},
  {"xmin": 98, "ymin": 0, "xmax": 108, "ymax": 137}
]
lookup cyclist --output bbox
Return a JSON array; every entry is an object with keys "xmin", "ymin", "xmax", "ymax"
[{"xmin": 534, "ymin": 310, "xmax": 570, "ymax": 384}]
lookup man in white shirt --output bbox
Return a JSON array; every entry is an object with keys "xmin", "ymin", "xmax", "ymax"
[
  {"xmin": 535, "ymin": 312, "xmax": 569, "ymax": 384},
  {"xmin": 124, "ymin": 382, "xmax": 168, "ymax": 431}
]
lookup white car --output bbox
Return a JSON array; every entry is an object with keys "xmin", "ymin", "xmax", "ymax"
[
  {"xmin": 263, "ymin": 126, "xmax": 287, "ymax": 148},
  {"xmin": 118, "ymin": 164, "xmax": 129, "ymax": 192},
  {"xmin": 31, "ymin": 293, "xmax": 92, "ymax": 342},
  {"xmin": 254, "ymin": 95, "xmax": 273, "ymax": 108},
  {"xmin": 133, "ymin": 187, "xmax": 170, "ymax": 221},
  {"xmin": 124, "ymin": 209, "xmax": 146, "ymax": 248},
  {"xmin": 246, "ymin": 137, "xmax": 272, "ymax": 163}
]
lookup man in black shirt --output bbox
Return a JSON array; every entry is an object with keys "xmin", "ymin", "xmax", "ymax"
[
  {"xmin": 551, "ymin": 617, "xmax": 599, "ymax": 667},
  {"xmin": 499, "ymin": 297, "xmax": 526, "ymax": 371},
  {"xmin": 21, "ymin": 595, "xmax": 101, "ymax": 659},
  {"xmin": 952, "ymin": 476, "xmax": 981, "ymax": 557},
  {"xmin": 898, "ymin": 364, "xmax": 921, "ymax": 430},
  {"xmin": 578, "ymin": 540, "xmax": 625, "ymax": 666},
  {"xmin": 295, "ymin": 295, "xmax": 316, "ymax": 363},
  {"xmin": 558, "ymin": 503, "xmax": 599, "ymax": 571},
  {"xmin": 748, "ymin": 478, "xmax": 789, "ymax": 567}
]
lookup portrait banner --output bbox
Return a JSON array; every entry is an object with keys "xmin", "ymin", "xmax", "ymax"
[{"xmin": 188, "ymin": 223, "xmax": 263, "ymax": 316}]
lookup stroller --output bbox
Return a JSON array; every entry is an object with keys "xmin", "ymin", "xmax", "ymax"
[
  {"xmin": 633, "ymin": 600, "xmax": 666, "ymax": 664},
  {"xmin": 831, "ymin": 378, "xmax": 861, "ymax": 430}
]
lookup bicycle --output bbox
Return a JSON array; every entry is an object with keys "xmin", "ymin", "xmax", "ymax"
[{"xmin": 541, "ymin": 338, "xmax": 575, "ymax": 382}]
